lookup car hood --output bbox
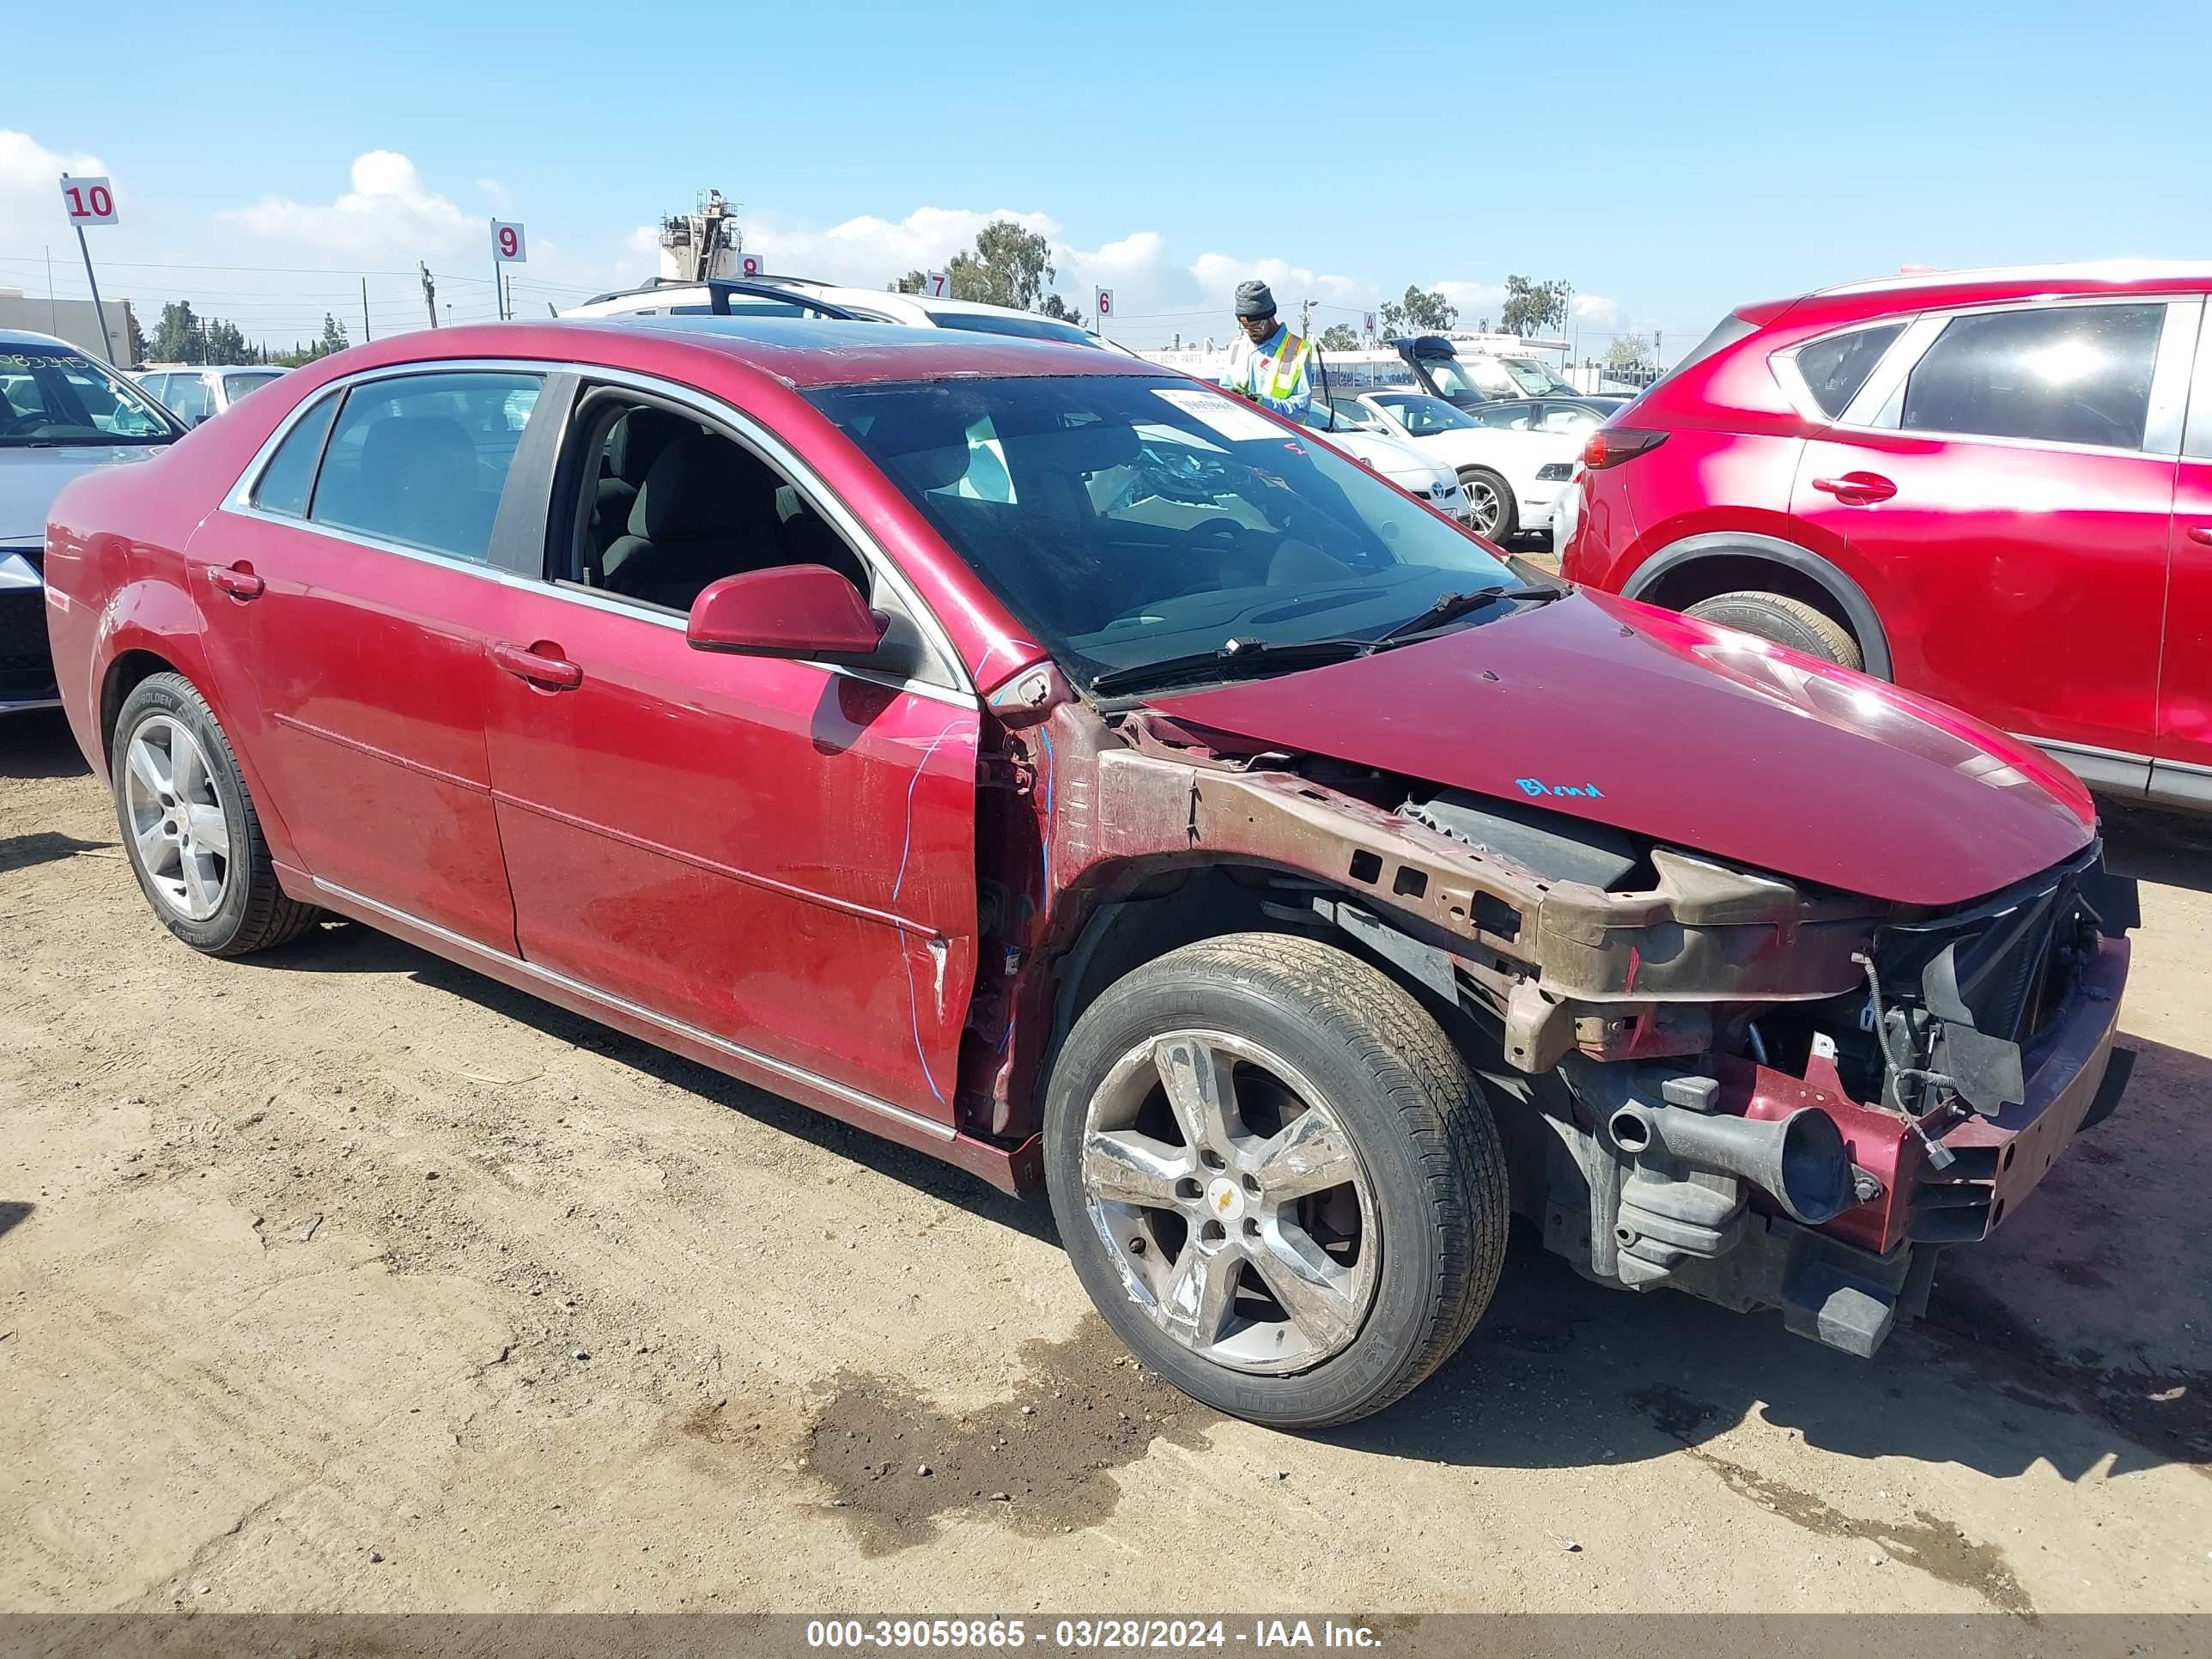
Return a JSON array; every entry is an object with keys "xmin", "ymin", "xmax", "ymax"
[
  {"xmin": 0, "ymin": 444, "xmax": 168, "ymax": 545},
  {"xmin": 1310, "ymin": 425, "xmax": 1444, "ymax": 483},
  {"xmin": 1149, "ymin": 589, "xmax": 2094, "ymax": 908}
]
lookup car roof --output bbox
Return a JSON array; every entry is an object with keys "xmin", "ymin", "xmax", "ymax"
[
  {"xmin": 1765, "ymin": 259, "xmax": 2212, "ymax": 331},
  {"xmin": 0, "ymin": 328, "xmax": 77, "ymax": 350},
  {"xmin": 337, "ymin": 315, "xmax": 1161, "ymax": 389}
]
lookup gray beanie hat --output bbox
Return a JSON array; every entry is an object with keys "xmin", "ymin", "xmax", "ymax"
[{"xmin": 1234, "ymin": 280, "xmax": 1277, "ymax": 319}]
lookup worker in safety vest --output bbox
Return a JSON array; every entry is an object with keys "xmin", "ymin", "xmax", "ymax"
[{"xmin": 1218, "ymin": 280, "xmax": 1315, "ymax": 423}]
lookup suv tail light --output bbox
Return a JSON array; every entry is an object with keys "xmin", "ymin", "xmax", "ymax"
[{"xmin": 1582, "ymin": 427, "xmax": 1668, "ymax": 470}]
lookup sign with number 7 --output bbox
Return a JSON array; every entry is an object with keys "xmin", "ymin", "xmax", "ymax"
[{"xmin": 925, "ymin": 270, "xmax": 949, "ymax": 300}]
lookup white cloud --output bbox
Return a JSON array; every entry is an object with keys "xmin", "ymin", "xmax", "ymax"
[
  {"xmin": 220, "ymin": 150, "xmax": 475, "ymax": 260},
  {"xmin": 744, "ymin": 204, "xmax": 1061, "ymax": 289},
  {"xmin": 477, "ymin": 178, "xmax": 512, "ymax": 210},
  {"xmin": 0, "ymin": 129, "xmax": 109, "ymax": 251},
  {"xmin": 1571, "ymin": 292, "xmax": 1620, "ymax": 327}
]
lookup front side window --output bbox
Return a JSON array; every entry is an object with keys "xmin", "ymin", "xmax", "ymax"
[
  {"xmin": 0, "ymin": 347, "xmax": 175, "ymax": 447},
  {"xmin": 810, "ymin": 375, "xmax": 1515, "ymax": 691},
  {"xmin": 307, "ymin": 371, "xmax": 544, "ymax": 562},
  {"xmin": 1793, "ymin": 324, "xmax": 1905, "ymax": 418},
  {"xmin": 164, "ymin": 374, "xmax": 213, "ymax": 423},
  {"xmin": 1900, "ymin": 304, "xmax": 2166, "ymax": 449}
]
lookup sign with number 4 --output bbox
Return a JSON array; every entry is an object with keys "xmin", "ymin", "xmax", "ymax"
[
  {"xmin": 60, "ymin": 175, "xmax": 118, "ymax": 227},
  {"xmin": 491, "ymin": 221, "xmax": 527, "ymax": 263},
  {"xmin": 925, "ymin": 270, "xmax": 950, "ymax": 300}
]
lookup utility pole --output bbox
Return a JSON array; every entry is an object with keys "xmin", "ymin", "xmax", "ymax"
[
  {"xmin": 1299, "ymin": 298, "xmax": 1313, "ymax": 338},
  {"xmin": 420, "ymin": 263, "xmax": 438, "ymax": 328},
  {"xmin": 362, "ymin": 277, "xmax": 373, "ymax": 343}
]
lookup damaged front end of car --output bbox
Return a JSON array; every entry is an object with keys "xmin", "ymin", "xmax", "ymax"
[{"xmin": 970, "ymin": 692, "xmax": 2137, "ymax": 1358}]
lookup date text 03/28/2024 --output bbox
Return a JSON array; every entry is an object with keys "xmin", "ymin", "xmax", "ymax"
[{"xmin": 804, "ymin": 1618, "xmax": 1383, "ymax": 1650}]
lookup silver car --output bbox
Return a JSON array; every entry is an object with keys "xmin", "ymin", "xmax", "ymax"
[
  {"xmin": 3, "ymin": 330, "xmax": 183, "ymax": 713},
  {"xmin": 133, "ymin": 364, "xmax": 289, "ymax": 427}
]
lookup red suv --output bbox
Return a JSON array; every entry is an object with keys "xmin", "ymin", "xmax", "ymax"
[
  {"xmin": 43, "ymin": 319, "xmax": 2134, "ymax": 1426},
  {"xmin": 1563, "ymin": 263, "xmax": 2212, "ymax": 814}
]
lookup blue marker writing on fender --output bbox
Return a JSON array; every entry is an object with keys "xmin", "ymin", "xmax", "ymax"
[{"xmin": 1517, "ymin": 777, "xmax": 1605, "ymax": 799}]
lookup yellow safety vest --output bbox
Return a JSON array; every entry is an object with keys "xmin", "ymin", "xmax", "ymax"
[{"xmin": 1263, "ymin": 331, "xmax": 1310, "ymax": 400}]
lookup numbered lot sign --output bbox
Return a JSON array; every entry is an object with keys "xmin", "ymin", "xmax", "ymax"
[
  {"xmin": 491, "ymin": 221, "xmax": 527, "ymax": 263},
  {"xmin": 1095, "ymin": 288, "xmax": 1115, "ymax": 319},
  {"xmin": 740, "ymin": 253, "xmax": 762, "ymax": 276},
  {"xmin": 60, "ymin": 175, "xmax": 118, "ymax": 226},
  {"xmin": 925, "ymin": 270, "xmax": 950, "ymax": 299}
]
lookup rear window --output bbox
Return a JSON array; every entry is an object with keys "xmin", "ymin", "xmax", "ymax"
[
  {"xmin": 1642, "ymin": 312, "xmax": 1761, "ymax": 395},
  {"xmin": 1792, "ymin": 324, "xmax": 1905, "ymax": 418},
  {"xmin": 931, "ymin": 312, "xmax": 1096, "ymax": 347}
]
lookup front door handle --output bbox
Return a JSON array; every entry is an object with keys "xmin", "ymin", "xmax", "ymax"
[
  {"xmin": 491, "ymin": 641, "xmax": 582, "ymax": 690},
  {"xmin": 2190, "ymin": 526, "xmax": 2212, "ymax": 546},
  {"xmin": 207, "ymin": 562, "xmax": 264, "ymax": 600},
  {"xmin": 1811, "ymin": 471, "xmax": 1898, "ymax": 506}
]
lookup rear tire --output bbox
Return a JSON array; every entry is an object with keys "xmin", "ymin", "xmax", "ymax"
[
  {"xmin": 110, "ymin": 672, "xmax": 318, "ymax": 957},
  {"xmin": 1684, "ymin": 589, "xmax": 1863, "ymax": 671},
  {"xmin": 1043, "ymin": 933, "xmax": 1508, "ymax": 1428},
  {"xmin": 1458, "ymin": 468, "xmax": 1518, "ymax": 542}
]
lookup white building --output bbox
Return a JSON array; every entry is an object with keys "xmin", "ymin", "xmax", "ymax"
[{"xmin": 0, "ymin": 289, "xmax": 135, "ymax": 363}]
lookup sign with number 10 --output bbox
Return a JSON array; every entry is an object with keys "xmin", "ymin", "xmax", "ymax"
[
  {"xmin": 491, "ymin": 221, "xmax": 527, "ymax": 263},
  {"xmin": 60, "ymin": 175, "xmax": 118, "ymax": 226}
]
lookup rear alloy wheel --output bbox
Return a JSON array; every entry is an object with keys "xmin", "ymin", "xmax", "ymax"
[
  {"xmin": 1458, "ymin": 468, "xmax": 1517, "ymax": 542},
  {"xmin": 111, "ymin": 672, "xmax": 318, "ymax": 956},
  {"xmin": 1683, "ymin": 589, "xmax": 1863, "ymax": 672},
  {"xmin": 1044, "ymin": 933, "xmax": 1508, "ymax": 1427}
]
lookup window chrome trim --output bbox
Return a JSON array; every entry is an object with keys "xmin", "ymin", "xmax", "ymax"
[
  {"xmin": 2142, "ymin": 299, "xmax": 2201, "ymax": 456},
  {"xmin": 1771, "ymin": 319, "xmax": 1921, "ymax": 426},
  {"xmin": 1832, "ymin": 295, "xmax": 2190, "ymax": 457},
  {"xmin": 310, "ymin": 877, "xmax": 957, "ymax": 1144},
  {"xmin": 216, "ymin": 356, "xmax": 981, "ymax": 713},
  {"xmin": 2185, "ymin": 301, "xmax": 2212, "ymax": 461}
]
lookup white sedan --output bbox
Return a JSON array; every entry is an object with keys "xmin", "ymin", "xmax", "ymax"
[
  {"xmin": 1301, "ymin": 410, "xmax": 1470, "ymax": 523},
  {"xmin": 1329, "ymin": 391, "xmax": 1598, "ymax": 543}
]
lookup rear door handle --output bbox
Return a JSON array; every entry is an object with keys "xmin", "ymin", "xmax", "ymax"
[
  {"xmin": 1811, "ymin": 472, "xmax": 1898, "ymax": 506},
  {"xmin": 2190, "ymin": 526, "xmax": 2212, "ymax": 546},
  {"xmin": 491, "ymin": 641, "xmax": 582, "ymax": 690},
  {"xmin": 207, "ymin": 562, "xmax": 264, "ymax": 600}
]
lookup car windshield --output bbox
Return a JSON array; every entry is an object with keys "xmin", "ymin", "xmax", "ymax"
[
  {"xmin": 1500, "ymin": 357, "xmax": 1577, "ymax": 395},
  {"xmin": 810, "ymin": 374, "xmax": 1515, "ymax": 692},
  {"xmin": 0, "ymin": 347, "xmax": 177, "ymax": 447},
  {"xmin": 1374, "ymin": 394, "xmax": 1477, "ymax": 434},
  {"xmin": 930, "ymin": 312, "xmax": 1096, "ymax": 347}
]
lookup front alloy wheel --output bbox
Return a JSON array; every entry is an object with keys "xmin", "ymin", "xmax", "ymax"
[{"xmin": 1082, "ymin": 1030, "xmax": 1378, "ymax": 1373}]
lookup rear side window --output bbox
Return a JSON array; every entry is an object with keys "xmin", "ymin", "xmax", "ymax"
[
  {"xmin": 1901, "ymin": 304, "xmax": 2166, "ymax": 450},
  {"xmin": 250, "ymin": 392, "xmax": 341, "ymax": 517},
  {"xmin": 165, "ymin": 374, "xmax": 212, "ymax": 422},
  {"xmin": 1793, "ymin": 324, "xmax": 1905, "ymax": 417},
  {"xmin": 307, "ymin": 372, "xmax": 544, "ymax": 562}
]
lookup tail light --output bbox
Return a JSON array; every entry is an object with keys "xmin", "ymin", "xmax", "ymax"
[{"xmin": 1582, "ymin": 427, "xmax": 1668, "ymax": 470}]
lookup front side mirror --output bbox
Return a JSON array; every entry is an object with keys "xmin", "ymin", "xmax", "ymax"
[{"xmin": 686, "ymin": 563, "xmax": 888, "ymax": 659}]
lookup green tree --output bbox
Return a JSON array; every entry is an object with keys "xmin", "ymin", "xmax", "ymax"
[
  {"xmin": 1501, "ymin": 276, "xmax": 1571, "ymax": 339},
  {"xmin": 948, "ymin": 220, "xmax": 1055, "ymax": 310},
  {"xmin": 306, "ymin": 313, "xmax": 349, "ymax": 362},
  {"xmin": 1037, "ymin": 291, "xmax": 1085, "ymax": 329},
  {"xmin": 151, "ymin": 301, "xmax": 202, "ymax": 364},
  {"xmin": 1317, "ymin": 323, "xmax": 1361, "ymax": 351},
  {"xmin": 1604, "ymin": 332, "xmax": 1654, "ymax": 372},
  {"xmin": 1377, "ymin": 284, "xmax": 1456, "ymax": 339},
  {"xmin": 125, "ymin": 308, "xmax": 147, "ymax": 366},
  {"xmin": 892, "ymin": 270, "xmax": 927, "ymax": 294},
  {"xmin": 206, "ymin": 319, "xmax": 252, "ymax": 364}
]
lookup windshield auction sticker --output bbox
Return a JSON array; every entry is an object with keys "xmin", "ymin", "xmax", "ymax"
[{"xmin": 1152, "ymin": 387, "xmax": 1285, "ymax": 444}]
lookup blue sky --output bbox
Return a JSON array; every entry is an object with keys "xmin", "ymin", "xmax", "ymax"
[{"xmin": 3, "ymin": 0, "xmax": 2207, "ymax": 354}]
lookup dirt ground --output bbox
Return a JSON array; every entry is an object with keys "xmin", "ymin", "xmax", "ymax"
[{"xmin": 3, "ymin": 705, "xmax": 2209, "ymax": 1617}]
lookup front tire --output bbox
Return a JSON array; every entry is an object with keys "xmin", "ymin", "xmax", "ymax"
[
  {"xmin": 110, "ymin": 672, "xmax": 318, "ymax": 957},
  {"xmin": 1458, "ymin": 468, "xmax": 1518, "ymax": 542},
  {"xmin": 1683, "ymin": 589, "xmax": 1863, "ymax": 671},
  {"xmin": 1043, "ymin": 933, "xmax": 1508, "ymax": 1428}
]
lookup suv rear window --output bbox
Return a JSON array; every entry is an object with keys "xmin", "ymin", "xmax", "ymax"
[{"xmin": 1793, "ymin": 324, "xmax": 1905, "ymax": 417}]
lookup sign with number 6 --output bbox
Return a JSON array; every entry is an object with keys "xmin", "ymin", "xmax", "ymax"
[
  {"xmin": 1095, "ymin": 288, "xmax": 1114, "ymax": 319},
  {"xmin": 491, "ymin": 221, "xmax": 527, "ymax": 263},
  {"xmin": 60, "ymin": 174, "xmax": 118, "ymax": 227}
]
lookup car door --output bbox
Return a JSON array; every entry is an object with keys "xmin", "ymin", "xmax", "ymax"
[
  {"xmin": 477, "ymin": 380, "xmax": 983, "ymax": 1126},
  {"xmin": 1790, "ymin": 297, "xmax": 2195, "ymax": 772},
  {"xmin": 184, "ymin": 367, "xmax": 556, "ymax": 951},
  {"xmin": 2157, "ymin": 301, "xmax": 2212, "ymax": 805}
]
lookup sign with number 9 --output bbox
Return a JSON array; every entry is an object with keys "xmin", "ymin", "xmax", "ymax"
[{"xmin": 491, "ymin": 221, "xmax": 527, "ymax": 263}]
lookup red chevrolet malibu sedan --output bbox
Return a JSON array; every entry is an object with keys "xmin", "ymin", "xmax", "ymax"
[
  {"xmin": 1562, "ymin": 262, "xmax": 2212, "ymax": 813},
  {"xmin": 43, "ymin": 319, "xmax": 2136, "ymax": 1425}
]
